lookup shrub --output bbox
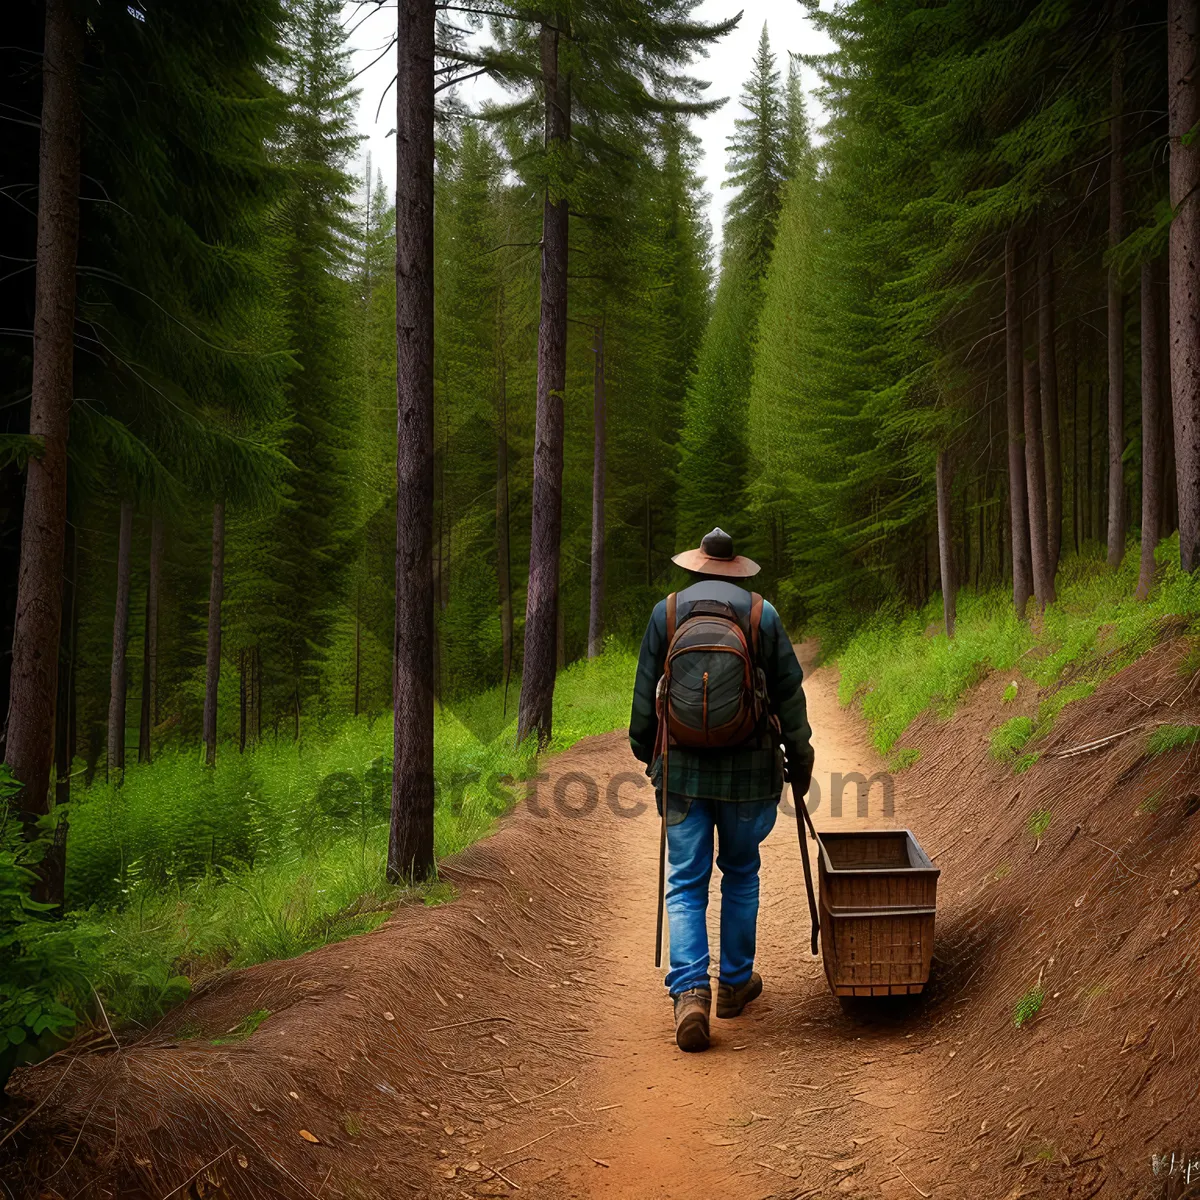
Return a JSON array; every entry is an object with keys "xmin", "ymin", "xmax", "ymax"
[{"xmin": 0, "ymin": 766, "xmax": 90, "ymax": 1091}]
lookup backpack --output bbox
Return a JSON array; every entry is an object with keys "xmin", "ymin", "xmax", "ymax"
[{"xmin": 657, "ymin": 591, "xmax": 768, "ymax": 750}]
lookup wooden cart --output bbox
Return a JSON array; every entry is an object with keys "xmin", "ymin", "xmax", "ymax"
[{"xmin": 816, "ymin": 829, "xmax": 939, "ymax": 998}]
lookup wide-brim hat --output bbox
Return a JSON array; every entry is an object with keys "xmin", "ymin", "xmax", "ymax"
[{"xmin": 671, "ymin": 527, "xmax": 760, "ymax": 579}]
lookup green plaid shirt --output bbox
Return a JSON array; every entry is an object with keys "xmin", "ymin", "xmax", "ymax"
[{"xmin": 629, "ymin": 581, "xmax": 814, "ymax": 816}]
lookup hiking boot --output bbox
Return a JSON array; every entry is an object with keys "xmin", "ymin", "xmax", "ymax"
[
  {"xmin": 717, "ymin": 972, "xmax": 763, "ymax": 1019},
  {"xmin": 673, "ymin": 987, "xmax": 711, "ymax": 1052}
]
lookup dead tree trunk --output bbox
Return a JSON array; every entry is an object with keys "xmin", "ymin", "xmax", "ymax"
[
  {"xmin": 1170, "ymin": 0, "xmax": 1200, "ymax": 570},
  {"xmin": 518, "ymin": 16, "xmax": 571, "ymax": 748},
  {"xmin": 1025, "ymin": 360, "xmax": 1056, "ymax": 608},
  {"xmin": 1107, "ymin": 17, "xmax": 1127, "ymax": 567},
  {"xmin": 1038, "ymin": 229, "xmax": 1062, "ymax": 575},
  {"xmin": 1138, "ymin": 262, "xmax": 1165, "ymax": 599},
  {"xmin": 202, "ymin": 501, "xmax": 225, "ymax": 767},
  {"xmin": 936, "ymin": 450, "xmax": 956, "ymax": 638},
  {"xmin": 390, "ymin": 0, "xmax": 436, "ymax": 882},
  {"xmin": 1006, "ymin": 231, "xmax": 1034, "ymax": 614},
  {"xmin": 588, "ymin": 321, "xmax": 606, "ymax": 659},
  {"xmin": 106, "ymin": 499, "xmax": 134, "ymax": 780},
  {"xmin": 138, "ymin": 511, "xmax": 162, "ymax": 763},
  {"xmin": 3, "ymin": 0, "xmax": 83, "ymax": 832}
]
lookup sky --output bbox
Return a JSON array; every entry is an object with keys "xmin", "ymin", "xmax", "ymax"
[{"xmin": 342, "ymin": 2, "xmax": 834, "ymax": 244}]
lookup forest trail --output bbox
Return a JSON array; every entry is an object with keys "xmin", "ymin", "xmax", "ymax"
[
  {"xmin": 21, "ymin": 641, "xmax": 1198, "ymax": 1199},
  {"xmin": 535, "ymin": 646, "xmax": 946, "ymax": 1200}
]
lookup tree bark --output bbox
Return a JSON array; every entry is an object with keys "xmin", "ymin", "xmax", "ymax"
[
  {"xmin": 588, "ymin": 321, "xmax": 606, "ymax": 659},
  {"xmin": 1005, "ymin": 230, "xmax": 1034, "ymax": 615},
  {"xmin": 495, "ymin": 303, "xmax": 514, "ymax": 703},
  {"xmin": 1170, "ymin": 0, "xmax": 1200, "ymax": 570},
  {"xmin": 1107, "ymin": 17, "xmax": 1127, "ymax": 568},
  {"xmin": 1138, "ymin": 262, "xmax": 1165, "ymax": 599},
  {"xmin": 46, "ymin": 521, "xmax": 77, "ymax": 907},
  {"xmin": 202, "ymin": 501, "xmax": 225, "ymax": 766},
  {"xmin": 1025, "ymin": 360, "xmax": 1056, "ymax": 608},
  {"xmin": 138, "ymin": 511, "xmax": 162, "ymax": 763},
  {"xmin": 3, "ymin": 0, "xmax": 83, "ymax": 830},
  {"xmin": 1087, "ymin": 379, "xmax": 1096, "ymax": 541},
  {"xmin": 106, "ymin": 499, "xmax": 134, "ymax": 779},
  {"xmin": 936, "ymin": 450, "xmax": 956, "ymax": 638},
  {"xmin": 390, "ymin": 0, "xmax": 436, "ymax": 882},
  {"xmin": 1038, "ymin": 229, "xmax": 1062, "ymax": 575},
  {"xmin": 518, "ymin": 17, "xmax": 571, "ymax": 748}
]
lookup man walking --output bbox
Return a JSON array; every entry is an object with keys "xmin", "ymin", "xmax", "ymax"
[{"xmin": 629, "ymin": 528, "xmax": 813, "ymax": 1052}]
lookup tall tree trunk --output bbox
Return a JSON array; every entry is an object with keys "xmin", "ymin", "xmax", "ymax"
[
  {"xmin": 1038, "ymin": 229, "xmax": 1062, "ymax": 574},
  {"xmin": 353, "ymin": 580, "xmax": 361, "ymax": 718},
  {"xmin": 495, "ymin": 309, "xmax": 514, "ymax": 705},
  {"xmin": 138, "ymin": 511, "xmax": 162, "ymax": 763},
  {"xmin": 1170, "ymin": 0, "xmax": 1200, "ymax": 570},
  {"xmin": 588, "ymin": 321, "xmax": 606, "ymax": 659},
  {"xmin": 517, "ymin": 17, "xmax": 571, "ymax": 748},
  {"xmin": 1087, "ymin": 380, "xmax": 1096, "ymax": 542},
  {"xmin": 254, "ymin": 646, "xmax": 262, "ymax": 746},
  {"xmin": 47, "ymin": 521, "xmax": 77, "ymax": 907},
  {"xmin": 3, "ymin": 0, "xmax": 83, "ymax": 834},
  {"xmin": 1025, "ymin": 360, "xmax": 1056, "ymax": 608},
  {"xmin": 1005, "ymin": 230, "xmax": 1034, "ymax": 614},
  {"xmin": 1070, "ymin": 329, "xmax": 1080, "ymax": 553},
  {"xmin": 1107, "ymin": 17, "xmax": 1127, "ymax": 568},
  {"xmin": 390, "ymin": 0, "xmax": 436, "ymax": 882},
  {"xmin": 1138, "ymin": 262, "xmax": 1165, "ymax": 599},
  {"xmin": 106, "ymin": 499, "xmax": 134, "ymax": 780},
  {"xmin": 239, "ymin": 649, "xmax": 248, "ymax": 752},
  {"xmin": 1163, "ymin": 297, "xmax": 1179, "ymax": 538},
  {"xmin": 202, "ymin": 501, "xmax": 225, "ymax": 766},
  {"xmin": 936, "ymin": 450, "xmax": 956, "ymax": 638}
]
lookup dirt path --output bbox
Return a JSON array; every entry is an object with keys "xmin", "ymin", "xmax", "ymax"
[
  {"xmin": 502, "ymin": 650, "xmax": 951, "ymax": 1200},
  {"xmin": 13, "ymin": 641, "xmax": 1198, "ymax": 1199},
  {"xmin": 5, "ymin": 654, "xmax": 958, "ymax": 1200}
]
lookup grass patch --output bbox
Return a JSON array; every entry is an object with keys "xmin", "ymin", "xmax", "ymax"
[
  {"xmin": 1147, "ymin": 724, "xmax": 1200, "ymax": 757},
  {"xmin": 837, "ymin": 540, "xmax": 1200, "ymax": 753},
  {"xmin": 1013, "ymin": 751, "xmax": 1041, "ymax": 775},
  {"xmin": 1013, "ymin": 985, "xmax": 1045, "ymax": 1028},
  {"xmin": 211, "ymin": 1008, "xmax": 271, "ymax": 1046},
  {"xmin": 1002, "ymin": 681, "xmax": 1019, "ymax": 703},
  {"xmin": 990, "ymin": 716, "xmax": 1035, "ymax": 763},
  {"xmin": 55, "ymin": 650, "xmax": 639, "ymax": 1030},
  {"xmin": 1027, "ymin": 809, "xmax": 1052, "ymax": 840},
  {"xmin": 1139, "ymin": 788, "xmax": 1165, "ymax": 815},
  {"xmin": 889, "ymin": 747, "xmax": 921, "ymax": 772}
]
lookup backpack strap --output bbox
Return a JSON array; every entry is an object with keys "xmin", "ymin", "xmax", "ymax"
[
  {"xmin": 749, "ymin": 592, "xmax": 764, "ymax": 659},
  {"xmin": 665, "ymin": 592, "xmax": 677, "ymax": 642}
]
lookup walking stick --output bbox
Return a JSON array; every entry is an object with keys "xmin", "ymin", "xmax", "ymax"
[
  {"xmin": 794, "ymin": 780, "xmax": 821, "ymax": 956},
  {"xmin": 654, "ymin": 680, "xmax": 670, "ymax": 969}
]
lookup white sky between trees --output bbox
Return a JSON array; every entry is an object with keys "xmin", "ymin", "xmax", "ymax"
[{"xmin": 342, "ymin": 1, "xmax": 833, "ymax": 251}]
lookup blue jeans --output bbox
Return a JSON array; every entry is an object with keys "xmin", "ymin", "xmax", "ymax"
[{"xmin": 664, "ymin": 797, "xmax": 778, "ymax": 996}]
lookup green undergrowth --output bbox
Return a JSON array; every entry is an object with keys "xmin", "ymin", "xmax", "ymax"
[
  {"xmin": 1146, "ymin": 723, "xmax": 1200, "ymax": 757},
  {"xmin": 46, "ymin": 648, "xmax": 637, "ymax": 1031},
  {"xmin": 838, "ymin": 538, "xmax": 1200, "ymax": 755}
]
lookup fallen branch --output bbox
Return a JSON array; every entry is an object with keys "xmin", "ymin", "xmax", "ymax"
[
  {"xmin": 1085, "ymin": 835, "xmax": 1151, "ymax": 879},
  {"xmin": 894, "ymin": 1163, "xmax": 931, "ymax": 1198},
  {"xmin": 1054, "ymin": 722, "xmax": 1155, "ymax": 758},
  {"xmin": 427, "ymin": 1016, "xmax": 515, "ymax": 1033}
]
